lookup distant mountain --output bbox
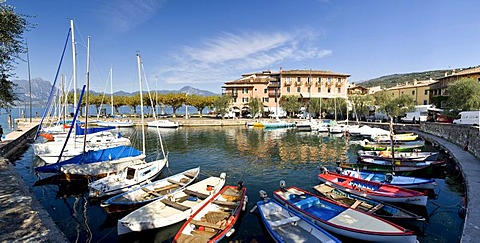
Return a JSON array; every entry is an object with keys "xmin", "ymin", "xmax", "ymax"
[{"xmin": 11, "ymin": 78, "xmax": 219, "ymax": 107}]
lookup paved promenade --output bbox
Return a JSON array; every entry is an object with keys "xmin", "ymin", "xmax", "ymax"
[
  {"xmin": 0, "ymin": 122, "xmax": 67, "ymax": 242},
  {"xmin": 417, "ymin": 131, "xmax": 480, "ymax": 243}
]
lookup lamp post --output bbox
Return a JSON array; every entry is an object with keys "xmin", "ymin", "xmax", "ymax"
[{"xmin": 185, "ymin": 93, "xmax": 189, "ymax": 119}]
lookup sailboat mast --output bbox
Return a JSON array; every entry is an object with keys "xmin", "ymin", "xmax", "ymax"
[
  {"xmin": 83, "ymin": 36, "xmax": 91, "ymax": 154},
  {"xmin": 70, "ymin": 20, "xmax": 78, "ymax": 113},
  {"xmin": 26, "ymin": 39, "xmax": 32, "ymax": 123},
  {"xmin": 110, "ymin": 67, "xmax": 114, "ymax": 117},
  {"xmin": 137, "ymin": 54, "xmax": 146, "ymax": 154}
]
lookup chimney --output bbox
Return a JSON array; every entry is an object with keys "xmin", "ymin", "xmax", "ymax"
[{"xmin": 279, "ymin": 67, "xmax": 283, "ymax": 73}]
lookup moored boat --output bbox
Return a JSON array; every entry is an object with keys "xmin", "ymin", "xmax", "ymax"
[
  {"xmin": 318, "ymin": 171, "xmax": 428, "ymax": 206},
  {"xmin": 273, "ymin": 184, "xmax": 417, "ymax": 242},
  {"xmin": 88, "ymin": 154, "xmax": 168, "ymax": 198},
  {"xmin": 313, "ymin": 183, "xmax": 425, "ymax": 221},
  {"xmin": 357, "ymin": 150, "xmax": 440, "ymax": 162},
  {"xmin": 173, "ymin": 183, "xmax": 247, "ymax": 243},
  {"xmin": 146, "ymin": 119, "xmax": 180, "ymax": 128},
  {"xmin": 338, "ymin": 168, "xmax": 436, "ymax": 189},
  {"xmin": 117, "ymin": 173, "xmax": 226, "ymax": 235},
  {"xmin": 255, "ymin": 190, "xmax": 341, "ymax": 243},
  {"xmin": 100, "ymin": 167, "xmax": 200, "ymax": 213},
  {"xmin": 361, "ymin": 139, "xmax": 425, "ymax": 152}
]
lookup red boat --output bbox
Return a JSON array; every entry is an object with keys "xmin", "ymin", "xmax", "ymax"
[{"xmin": 318, "ymin": 170, "xmax": 428, "ymax": 206}]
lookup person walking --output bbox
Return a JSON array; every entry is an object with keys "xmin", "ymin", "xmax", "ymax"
[{"xmin": 0, "ymin": 125, "xmax": 3, "ymax": 142}]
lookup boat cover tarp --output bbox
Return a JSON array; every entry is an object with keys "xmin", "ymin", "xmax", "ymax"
[
  {"xmin": 75, "ymin": 123, "xmax": 115, "ymax": 135},
  {"xmin": 35, "ymin": 145, "xmax": 142, "ymax": 173}
]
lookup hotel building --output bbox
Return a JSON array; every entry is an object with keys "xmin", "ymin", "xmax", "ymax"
[{"xmin": 222, "ymin": 68, "xmax": 350, "ymax": 117}]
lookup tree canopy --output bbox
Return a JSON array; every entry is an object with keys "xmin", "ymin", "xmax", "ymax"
[
  {"xmin": 445, "ymin": 78, "xmax": 480, "ymax": 112},
  {"xmin": 0, "ymin": 3, "xmax": 30, "ymax": 109}
]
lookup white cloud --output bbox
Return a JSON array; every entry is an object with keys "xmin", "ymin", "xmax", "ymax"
[
  {"xmin": 158, "ymin": 29, "xmax": 332, "ymax": 85},
  {"xmin": 94, "ymin": 0, "xmax": 165, "ymax": 33}
]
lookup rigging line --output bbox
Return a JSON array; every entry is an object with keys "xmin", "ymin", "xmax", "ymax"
[
  {"xmin": 35, "ymin": 27, "xmax": 72, "ymax": 140},
  {"xmin": 140, "ymin": 62, "xmax": 166, "ymax": 159}
]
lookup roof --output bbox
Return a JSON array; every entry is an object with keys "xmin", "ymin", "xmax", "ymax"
[{"xmin": 281, "ymin": 69, "xmax": 350, "ymax": 77}]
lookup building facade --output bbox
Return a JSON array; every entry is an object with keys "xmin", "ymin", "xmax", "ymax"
[
  {"xmin": 222, "ymin": 68, "xmax": 350, "ymax": 117},
  {"xmin": 429, "ymin": 67, "xmax": 480, "ymax": 108},
  {"xmin": 384, "ymin": 79, "xmax": 437, "ymax": 106}
]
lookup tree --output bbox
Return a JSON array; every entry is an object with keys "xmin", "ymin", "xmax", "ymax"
[
  {"xmin": 0, "ymin": 3, "xmax": 30, "ymax": 109},
  {"xmin": 186, "ymin": 95, "xmax": 215, "ymax": 118},
  {"xmin": 349, "ymin": 94, "xmax": 374, "ymax": 121},
  {"xmin": 247, "ymin": 97, "xmax": 263, "ymax": 119},
  {"xmin": 213, "ymin": 95, "xmax": 231, "ymax": 119},
  {"xmin": 374, "ymin": 91, "xmax": 415, "ymax": 120},
  {"xmin": 445, "ymin": 78, "xmax": 480, "ymax": 112},
  {"xmin": 279, "ymin": 95, "xmax": 301, "ymax": 117},
  {"xmin": 161, "ymin": 93, "xmax": 186, "ymax": 117}
]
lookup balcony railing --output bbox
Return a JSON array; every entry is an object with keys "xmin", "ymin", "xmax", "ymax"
[{"xmin": 268, "ymin": 92, "xmax": 281, "ymax": 97}]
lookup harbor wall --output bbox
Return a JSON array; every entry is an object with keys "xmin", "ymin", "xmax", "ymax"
[{"xmin": 420, "ymin": 123, "xmax": 480, "ymax": 160}]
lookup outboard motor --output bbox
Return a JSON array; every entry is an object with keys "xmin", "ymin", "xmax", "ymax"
[
  {"xmin": 237, "ymin": 181, "xmax": 244, "ymax": 190},
  {"xmin": 259, "ymin": 190, "xmax": 268, "ymax": 202},
  {"xmin": 279, "ymin": 180, "xmax": 287, "ymax": 192}
]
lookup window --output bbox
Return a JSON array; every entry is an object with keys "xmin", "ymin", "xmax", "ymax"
[
  {"xmin": 318, "ymin": 77, "xmax": 322, "ymax": 84},
  {"xmin": 337, "ymin": 77, "xmax": 342, "ymax": 83},
  {"xmin": 243, "ymin": 88, "xmax": 248, "ymax": 94},
  {"xmin": 424, "ymin": 90, "xmax": 428, "ymax": 95},
  {"xmin": 307, "ymin": 87, "xmax": 311, "ymax": 93},
  {"xmin": 233, "ymin": 98, "xmax": 237, "ymax": 103},
  {"xmin": 286, "ymin": 77, "xmax": 291, "ymax": 82},
  {"xmin": 297, "ymin": 77, "xmax": 301, "ymax": 82},
  {"xmin": 318, "ymin": 87, "xmax": 322, "ymax": 93},
  {"xmin": 264, "ymin": 89, "xmax": 267, "ymax": 94},
  {"xmin": 263, "ymin": 97, "xmax": 269, "ymax": 102},
  {"xmin": 337, "ymin": 88, "xmax": 341, "ymax": 93},
  {"xmin": 423, "ymin": 100, "xmax": 427, "ymax": 105},
  {"xmin": 307, "ymin": 76, "xmax": 311, "ymax": 85},
  {"xmin": 327, "ymin": 77, "xmax": 331, "ymax": 84},
  {"xmin": 327, "ymin": 88, "xmax": 331, "ymax": 93},
  {"xmin": 401, "ymin": 91, "xmax": 404, "ymax": 94},
  {"xmin": 287, "ymin": 87, "xmax": 291, "ymax": 93},
  {"xmin": 412, "ymin": 90, "xmax": 415, "ymax": 95},
  {"xmin": 242, "ymin": 97, "xmax": 249, "ymax": 103},
  {"xmin": 297, "ymin": 87, "xmax": 301, "ymax": 92}
]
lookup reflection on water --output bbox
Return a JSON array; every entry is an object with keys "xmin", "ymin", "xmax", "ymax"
[{"xmin": 11, "ymin": 126, "xmax": 464, "ymax": 242}]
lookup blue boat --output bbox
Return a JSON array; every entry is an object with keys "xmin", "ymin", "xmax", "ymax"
[
  {"xmin": 34, "ymin": 145, "xmax": 142, "ymax": 173},
  {"xmin": 273, "ymin": 185, "xmax": 417, "ymax": 242},
  {"xmin": 256, "ymin": 191, "xmax": 340, "ymax": 243}
]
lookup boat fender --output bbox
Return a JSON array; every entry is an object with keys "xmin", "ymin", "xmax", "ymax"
[
  {"xmin": 242, "ymin": 195, "xmax": 248, "ymax": 211},
  {"xmin": 279, "ymin": 180, "xmax": 287, "ymax": 191},
  {"xmin": 226, "ymin": 228, "xmax": 235, "ymax": 237}
]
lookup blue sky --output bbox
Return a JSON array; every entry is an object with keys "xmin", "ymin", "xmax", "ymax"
[{"xmin": 7, "ymin": 0, "xmax": 480, "ymax": 94}]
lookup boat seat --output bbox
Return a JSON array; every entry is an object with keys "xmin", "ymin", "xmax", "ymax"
[
  {"xmin": 142, "ymin": 187, "xmax": 162, "ymax": 197},
  {"xmin": 293, "ymin": 197, "xmax": 319, "ymax": 210},
  {"xmin": 160, "ymin": 198, "xmax": 190, "ymax": 211},
  {"xmin": 269, "ymin": 216, "xmax": 300, "ymax": 228},
  {"xmin": 350, "ymin": 200, "xmax": 362, "ymax": 209},
  {"xmin": 367, "ymin": 203, "xmax": 384, "ymax": 213},
  {"xmin": 183, "ymin": 171, "xmax": 197, "ymax": 179},
  {"xmin": 191, "ymin": 220, "xmax": 226, "ymax": 230},
  {"xmin": 213, "ymin": 200, "xmax": 239, "ymax": 208},
  {"xmin": 167, "ymin": 178, "xmax": 186, "ymax": 186},
  {"xmin": 183, "ymin": 189, "xmax": 209, "ymax": 200}
]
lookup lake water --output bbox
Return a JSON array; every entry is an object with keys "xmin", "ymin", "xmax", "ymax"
[{"xmin": 11, "ymin": 126, "xmax": 465, "ymax": 242}]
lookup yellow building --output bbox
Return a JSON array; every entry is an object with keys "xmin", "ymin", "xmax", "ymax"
[
  {"xmin": 384, "ymin": 79, "xmax": 437, "ymax": 105},
  {"xmin": 222, "ymin": 68, "xmax": 350, "ymax": 117},
  {"xmin": 430, "ymin": 67, "xmax": 480, "ymax": 108}
]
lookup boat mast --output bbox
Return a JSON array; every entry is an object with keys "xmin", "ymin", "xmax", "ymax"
[
  {"xmin": 82, "ymin": 36, "xmax": 91, "ymax": 155},
  {"xmin": 110, "ymin": 67, "xmax": 114, "ymax": 117},
  {"xmin": 26, "ymin": 38, "xmax": 32, "ymax": 123},
  {"xmin": 70, "ymin": 19, "xmax": 77, "ymax": 113},
  {"xmin": 137, "ymin": 54, "xmax": 146, "ymax": 154}
]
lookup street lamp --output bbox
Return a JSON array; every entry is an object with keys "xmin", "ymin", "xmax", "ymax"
[{"xmin": 185, "ymin": 93, "xmax": 189, "ymax": 119}]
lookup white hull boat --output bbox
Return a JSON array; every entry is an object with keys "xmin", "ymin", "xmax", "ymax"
[{"xmin": 117, "ymin": 173, "xmax": 226, "ymax": 235}]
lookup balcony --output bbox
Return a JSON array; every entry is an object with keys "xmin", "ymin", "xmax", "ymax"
[
  {"xmin": 268, "ymin": 92, "xmax": 281, "ymax": 97},
  {"xmin": 295, "ymin": 80, "xmax": 303, "ymax": 86},
  {"xmin": 284, "ymin": 81, "xmax": 292, "ymax": 86}
]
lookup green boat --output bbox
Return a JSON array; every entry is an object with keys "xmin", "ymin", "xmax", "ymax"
[{"xmin": 361, "ymin": 139, "xmax": 425, "ymax": 152}]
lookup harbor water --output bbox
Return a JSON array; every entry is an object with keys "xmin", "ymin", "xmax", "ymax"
[{"xmin": 11, "ymin": 126, "xmax": 464, "ymax": 242}]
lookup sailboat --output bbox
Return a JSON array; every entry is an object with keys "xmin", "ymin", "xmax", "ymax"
[
  {"xmin": 95, "ymin": 67, "xmax": 135, "ymax": 128},
  {"xmin": 56, "ymin": 54, "xmax": 169, "ymax": 180}
]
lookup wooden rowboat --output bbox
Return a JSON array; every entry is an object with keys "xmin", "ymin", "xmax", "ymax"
[
  {"xmin": 117, "ymin": 173, "xmax": 226, "ymax": 235},
  {"xmin": 100, "ymin": 167, "xmax": 200, "ymax": 213},
  {"xmin": 273, "ymin": 186, "xmax": 417, "ymax": 242},
  {"xmin": 256, "ymin": 190, "xmax": 340, "ymax": 243},
  {"xmin": 318, "ymin": 171, "xmax": 428, "ymax": 206},
  {"xmin": 174, "ymin": 183, "xmax": 247, "ymax": 243}
]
